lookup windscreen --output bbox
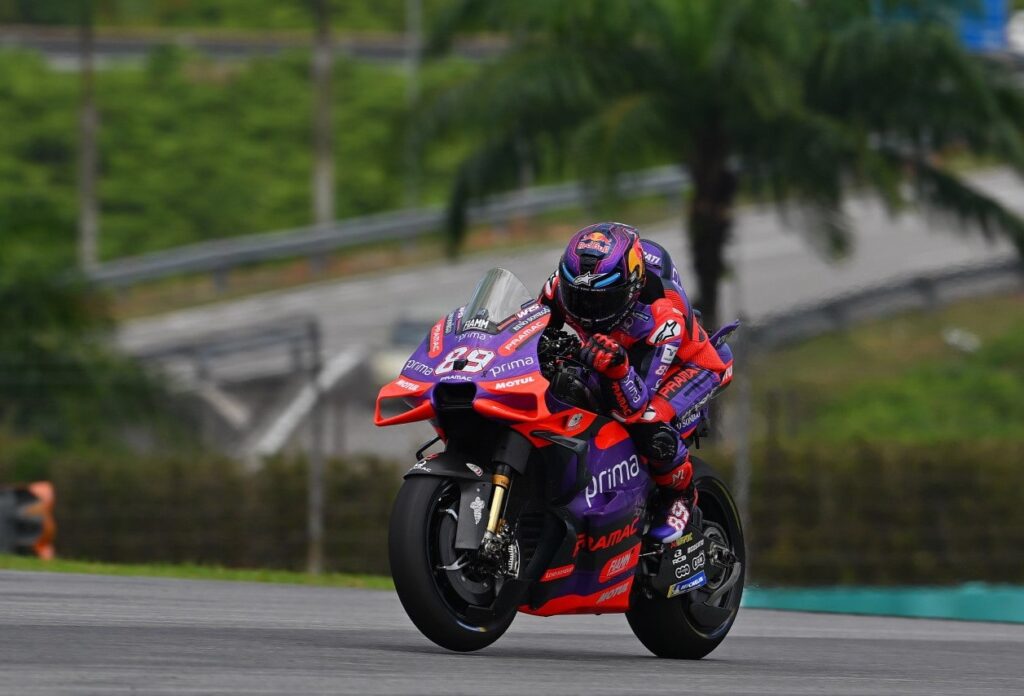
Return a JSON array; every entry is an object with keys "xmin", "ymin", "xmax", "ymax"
[{"xmin": 460, "ymin": 268, "xmax": 534, "ymax": 333}]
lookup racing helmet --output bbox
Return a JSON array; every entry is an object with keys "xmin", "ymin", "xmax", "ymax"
[{"xmin": 557, "ymin": 222, "xmax": 646, "ymax": 333}]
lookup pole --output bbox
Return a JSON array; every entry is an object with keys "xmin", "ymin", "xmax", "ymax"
[
  {"xmin": 306, "ymin": 322, "xmax": 325, "ymax": 573},
  {"xmin": 78, "ymin": 0, "xmax": 99, "ymax": 270},
  {"xmin": 311, "ymin": 0, "xmax": 335, "ymax": 227},
  {"xmin": 404, "ymin": 0, "xmax": 422, "ymax": 207}
]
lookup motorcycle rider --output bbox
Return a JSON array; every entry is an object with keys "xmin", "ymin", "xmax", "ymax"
[{"xmin": 539, "ymin": 222, "xmax": 732, "ymax": 544}]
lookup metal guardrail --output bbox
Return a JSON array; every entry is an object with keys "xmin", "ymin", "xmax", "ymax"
[
  {"xmin": 746, "ymin": 257, "xmax": 1024, "ymax": 350},
  {"xmin": 89, "ymin": 165, "xmax": 688, "ymax": 287}
]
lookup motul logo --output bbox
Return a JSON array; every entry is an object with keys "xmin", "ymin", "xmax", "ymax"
[
  {"xmin": 499, "ymin": 318, "xmax": 546, "ymax": 356},
  {"xmin": 494, "ymin": 376, "xmax": 535, "ymax": 390},
  {"xmin": 396, "ymin": 378, "xmax": 420, "ymax": 391},
  {"xmin": 596, "ymin": 579, "xmax": 631, "ymax": 604}
]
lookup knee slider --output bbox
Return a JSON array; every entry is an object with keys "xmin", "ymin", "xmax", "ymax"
[{"xmin": 634, "ymin": 422, "xmax": 679, "ymax": 464}]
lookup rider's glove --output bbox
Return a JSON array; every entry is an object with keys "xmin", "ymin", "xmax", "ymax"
[{"xmin": 580, "ymin": 334, "xmax": 629, "ymax": 379}]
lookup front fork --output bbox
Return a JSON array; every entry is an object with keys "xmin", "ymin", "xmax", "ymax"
[{"xmin": 480, "ymin": 464, "xmax": 513, "ymax": 561}]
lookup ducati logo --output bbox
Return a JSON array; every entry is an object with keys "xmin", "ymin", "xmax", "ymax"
[{"xmin": 470, "ymin": 497, "xmax": 485, "ymax": 525}]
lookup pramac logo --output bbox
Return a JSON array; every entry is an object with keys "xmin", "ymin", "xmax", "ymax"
[
  {"xmin": 428, "ymin": 318, "xmax": 445, "ymax": 358},
  {"xmin": 499, "ymin": 317, "xmax": 546, "ymax": 356}
]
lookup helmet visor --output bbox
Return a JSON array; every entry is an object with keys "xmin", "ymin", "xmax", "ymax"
[{"xmin": 557, "ymin": 280, "xmax": 634, "ymax": 329}]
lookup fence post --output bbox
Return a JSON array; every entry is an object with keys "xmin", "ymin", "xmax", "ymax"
[
  {"xmin": 306, "ymin": 322, "xmax": 326, "ymax": 574},
  {"xmin": 733, "ymin": 325, "xmax": 753, "ymax": 536}
]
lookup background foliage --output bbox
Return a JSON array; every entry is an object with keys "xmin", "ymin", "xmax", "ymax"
[
  {"xmin": 0, "ymin": 0, "xmax": 457, "ymax": 32},
  {"xmin": 0, "ymin": 435, "xmax": 398, "ymax": 575},
  {"xmin": 0, "ymin": 48, "xmax": 474, "ymax": 260}
]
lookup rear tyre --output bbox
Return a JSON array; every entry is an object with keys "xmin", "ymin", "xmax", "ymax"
[
  {"xmin": 626, "ymin": 457, "xmax": 746, "ymax": 659},
  {"xmin": 388, "ymin": 476, "xmax": 516, "ymax": 652}
]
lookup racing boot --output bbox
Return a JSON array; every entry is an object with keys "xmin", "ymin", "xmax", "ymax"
[
  {"xmin": 647, "ymin": 453, "xmax": 697, "ymax": 545},
  {"xmin": 648, "ymin": 485, "xmax": 698, "ymax": 545}
]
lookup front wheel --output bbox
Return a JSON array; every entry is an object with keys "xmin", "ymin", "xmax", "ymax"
[
  {"xmin": 388, "ymin": 476, "xmax": 516, "ymax": 652},
  {"xmin": 626, "ymin": 457, "xmax": 746, "ymax": 659}
]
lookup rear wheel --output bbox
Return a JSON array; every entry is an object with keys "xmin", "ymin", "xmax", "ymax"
[
  {"xmin": 388, "ymin": 476, "xmax": 516, "ymax": 652},
  {"xmin": 626, "ymin": 458, "xmax": 746, "ymax": 659}
]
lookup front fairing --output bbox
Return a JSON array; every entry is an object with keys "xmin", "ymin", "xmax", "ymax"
[{"xmin": 375, "ymin": 297, "xmax": 555, "ymax": 426}]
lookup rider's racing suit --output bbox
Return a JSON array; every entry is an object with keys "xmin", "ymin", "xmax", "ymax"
[{"xmin": 539, "ymin": 240, "xmax": 733, "ymax": 496}]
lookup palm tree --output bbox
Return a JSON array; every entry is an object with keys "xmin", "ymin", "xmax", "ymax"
[{"xmin": 427, "ymin": 0, "xmax": 1024, "ymax": 326}]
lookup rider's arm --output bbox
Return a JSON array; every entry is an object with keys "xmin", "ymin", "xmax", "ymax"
[
  {"xmin": 646, "ymin": 295, "xmax": 726, "ymax": 374},
  {"xmin": 538, "ymin": 271, "xmax": 565, "ymax": 331},
  {"xmin": 580, "ymin": 335, "xmax": 650, "ymax": 423}
]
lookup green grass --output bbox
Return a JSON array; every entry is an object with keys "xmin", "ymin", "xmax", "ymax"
[
  {"xmin": 0, "ymin": 555, "xmax": 394, "ymax": 589},
  {"xmin": 751, "ymin": 292, "xmax": 1024, "ymax": 444}
]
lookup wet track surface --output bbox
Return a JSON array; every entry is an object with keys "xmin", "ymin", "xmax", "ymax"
[{"xmin": 2, "ymin": 571, "xmax": 1022, "ymax": 695}]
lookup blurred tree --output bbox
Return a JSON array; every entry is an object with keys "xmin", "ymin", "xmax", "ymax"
[
  {"xmin": 428, "ymin": 0, "xmax": 1024, "ymax": 325},
  {"xmin": 0, "ymin": 254, "xmax": 169, "ymax": 447}
]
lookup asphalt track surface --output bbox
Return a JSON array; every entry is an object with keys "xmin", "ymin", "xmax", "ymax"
[{"xmin": 2, "ymin": 571, "xmax": 1022, "ymax": 695}]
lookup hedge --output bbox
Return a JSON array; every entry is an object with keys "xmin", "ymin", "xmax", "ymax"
[{"xmin": 3, "ymin": 435, "xmax": 1021, "ymax": 584}]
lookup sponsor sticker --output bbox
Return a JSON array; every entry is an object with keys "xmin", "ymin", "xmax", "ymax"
[
  {"xmin": 396, "ymin": 378, "xmax": 420, "ymax": 392},
  {"xmin": 596, "ymin": 579, "xmax": 631, "ymax": 604},
  {"xmin": 488, "ymin": 355, "xmax": 536, "ymax": 377},
  {"xmin": 465, "ymin": 463, "xmax": 483, "ymax": 477},
  {"xmin": 411, "ymin": 460, "xmax": 431, "ymax": 473},
  {"xmin": 650, "ymin": 319, "xmax": 682, "ymax": 345},
  {"xmin": 428, "ymin": 319, "xmax": 445, "ymax": 358},
  {"xmin": 574, "ymin": 518, "xmax": 640, "ymax": 556},
  {"xmin": 599, "ymin": 544, "xmax": 640, "ymax": 583},
  {"xmin": 585, "ymin": 455, "xmax": 641, "ymax": 508},
  {"xmin": 516, "ymin": 302, "xmax": 541, "ymax": 319},
  {"xmin": 494, "ymin": 375, "xmax": 535, "ymax": 390},
  {"xmin": 404, "ymin": 359, "xmax": 433, "ymax": 377},
  {"xmin": 674, "ymin": 533, "xmax": 694, "ymax": 547},
  {"xmin": 499, "ymin": 318, "xmax": 547, "ymax": 356},
  {"xmin": 540, "ymin": 564, "xmax": 575, "ymax": 582},
  {"xmin": 660, "ymin": 343, "xmax": 678, "ymax": 364},
  {"xmin": 667, "ymin": 571, "xmax": 707, "ymax": 598}
]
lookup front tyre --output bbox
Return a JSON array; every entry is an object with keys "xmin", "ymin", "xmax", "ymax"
[
  {"xmin": 388, "ymin": 476, "xmax": 516, "ymax": 652},
  {"xmin": 626, "ymin": 457, "xmax": 746, "ymax": 659}
]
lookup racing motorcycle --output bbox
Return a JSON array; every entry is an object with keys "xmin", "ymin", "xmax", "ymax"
[{"xmin": 376, "ymin": 268, "xmax": 744, "ymax": 658}]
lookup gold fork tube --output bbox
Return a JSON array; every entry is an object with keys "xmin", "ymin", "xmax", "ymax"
[{"xmin": 486, "ymin": 473, "xmax": 511, "ymax": 534}]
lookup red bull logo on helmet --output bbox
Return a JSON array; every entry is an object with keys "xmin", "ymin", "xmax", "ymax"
[{"xmin": 576, "ymin": 231, "xmax": 612, "ymax": 255}]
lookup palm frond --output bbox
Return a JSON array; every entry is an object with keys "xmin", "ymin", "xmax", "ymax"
[{"xmin": 910, "ymin": 159, "xmax": 1024, "ymax": 255}]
